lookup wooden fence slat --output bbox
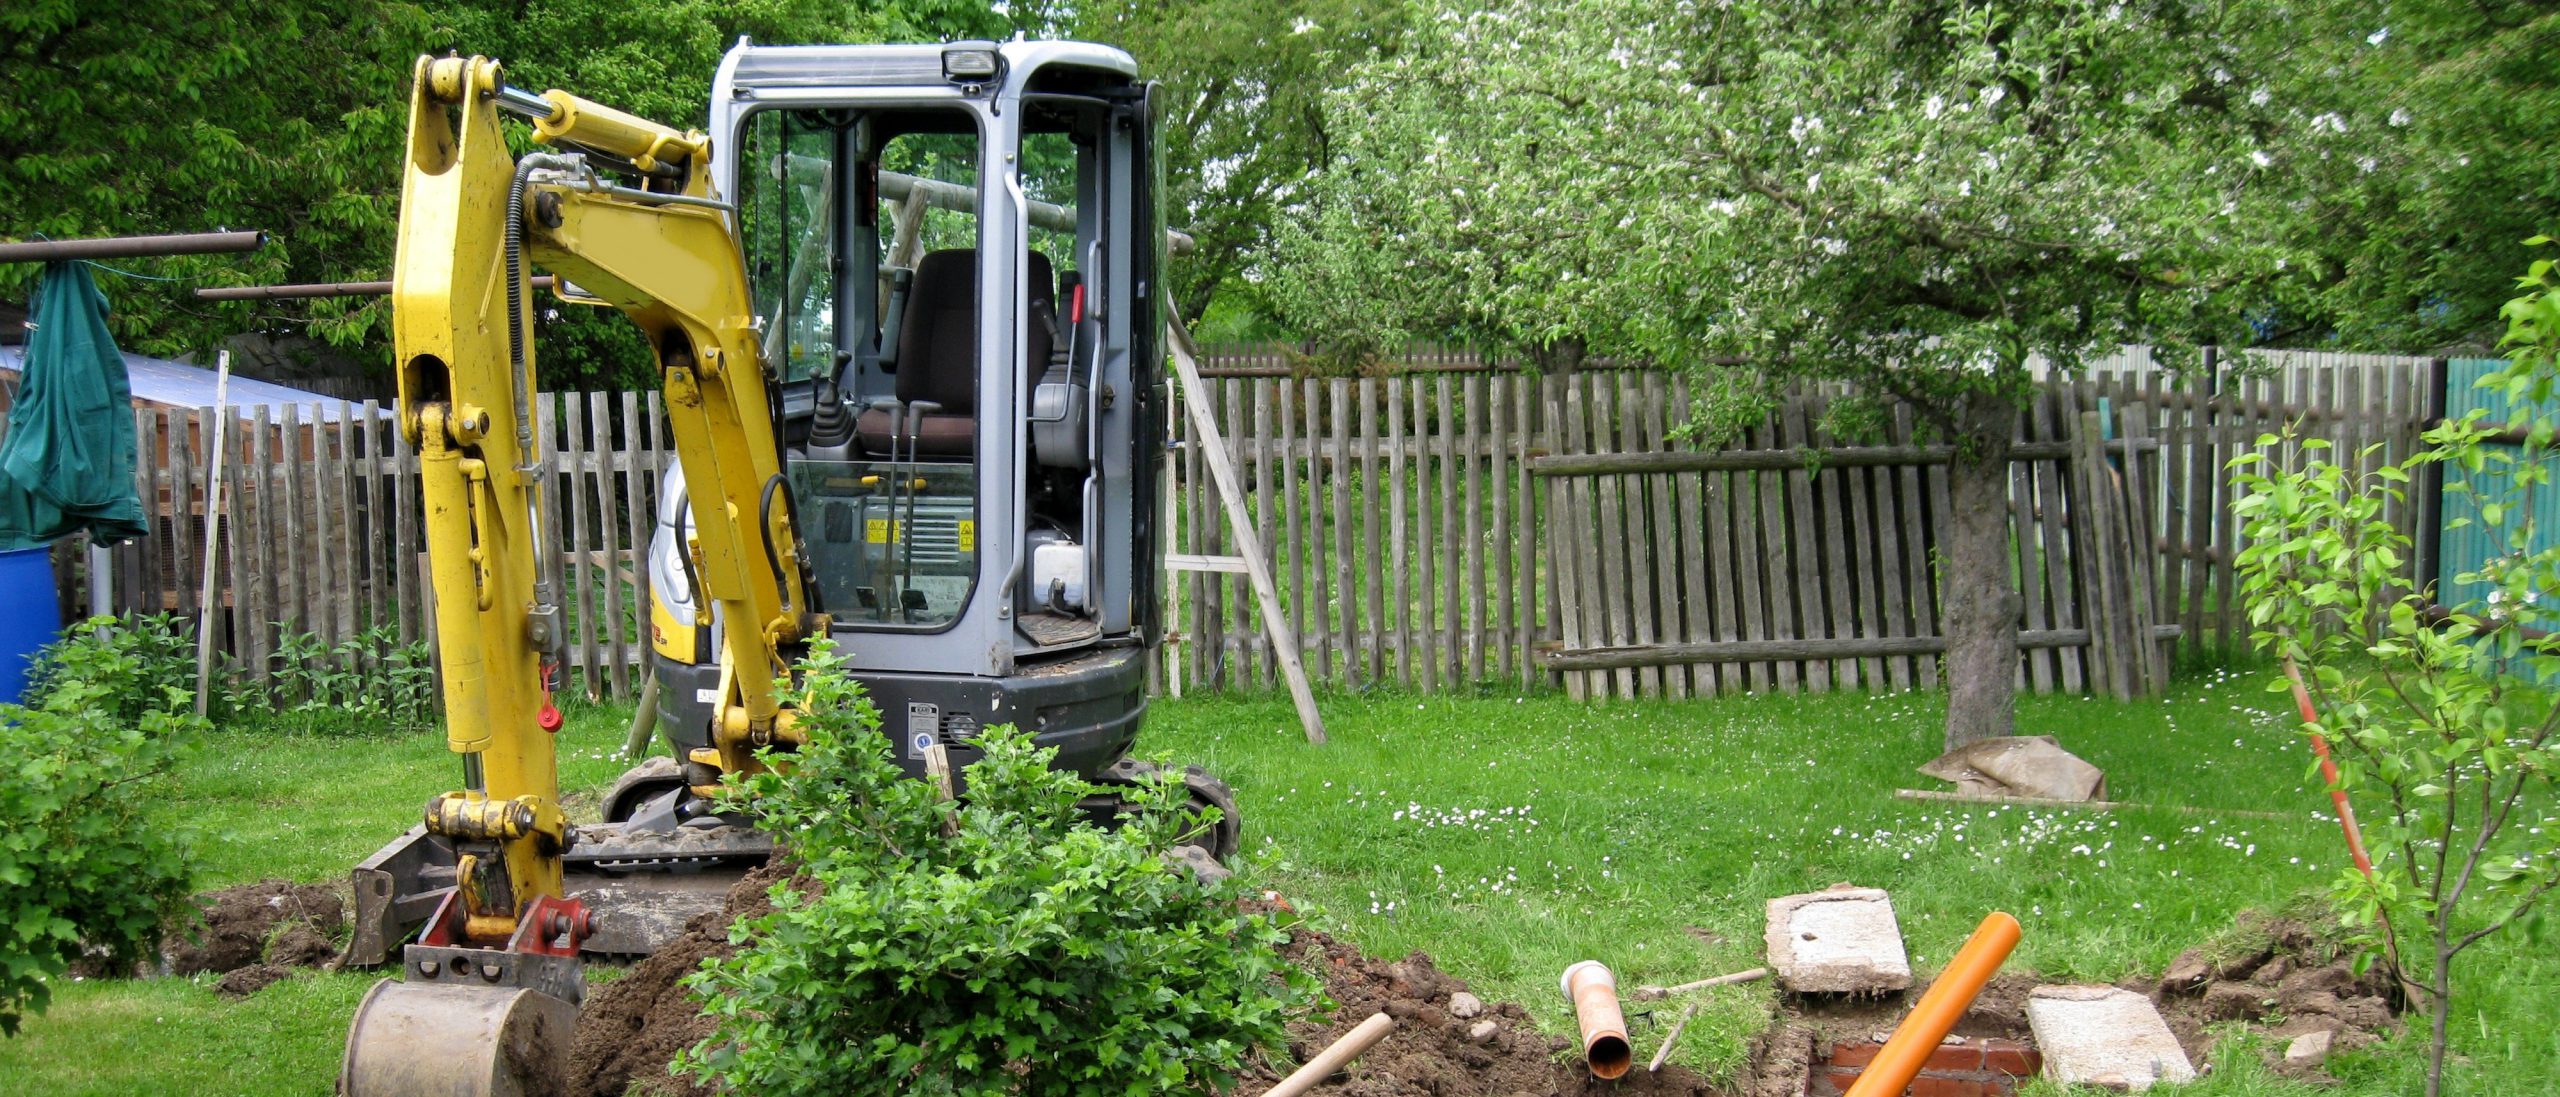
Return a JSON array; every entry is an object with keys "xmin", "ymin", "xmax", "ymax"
[
  {"xmin": 1807, "ymin": 394, "xmax": 1862, "ymax": 690},
  {"xmin": 167, "ymin": 408, "xmax": 196, "ymax": 617},
  {"xmin": 1781, "ymin": 397, "xmax": 1829, "ymax": 692},
  {"xmin": 1549, "ymin": 379, "xmax": 1588, "ymax": 699},
  {"xmin": 1463, "ymin": 374, "xmax": 1489, "ymax": 685},
  {"xmin": 590, "ymin": 391, "xmax": 628, "ymax": 697},
  {"xmin": 2011, "ymin": 403, "xmax": 2055, "ymax": 693},
  {"xmin": 1332, "ymin": 377, "xmax": 1359, "ymax": 688},
  {"xmin": 2030, "ymin": 391, "xmax": 2081, "ymax": 692},
  {"xmin": 1590, "ymin": 378, "xmax": 1638, "ymax": 698},
  {"xmin": 1521, "ymin": 376, "xmax": 1546, "ymax": 690},
  {"xmin": 247, "ymin": 406, "xmax": 276, "ymax": 680},
  {"xmin": 1839, "ymin": 400, "xmax": 1889, "ymax": 691},
  {"xmin": 1640, "ymin": 375, "xmax": 1686, "ymax": 698},
  {"xmin": 1309, "ymin": 378, "xmax": 1336, "ymax": 682},
  {"xmin": 333, "ymin": 402, "xmax": 360, "ymax": 644},
  {"xmin": 1361, "ymin": 380, "xmax": 1387, "ymax": 684},
  {"xmin": 1489, "ymin": 376, "xmax": 1514, "ymax": 682},
  {"xmin": 621, "ymin": 391, "xmax": 652, "ymax": 697},
  {"xmin": 1438, "ymin": 377, "xmax": 1463, "ymax": 687},
  {"xmin": 1671, "ymin": 376, "xmax": 1718, "ymax": 695},
  {"xmin": 1278, "ymin": 380, "xmax": 1304, "ymax": 686},
  {"xmin": 1413, "ymin": 379, "xmax": 1440, "ymax": 693},
  {"xmin": 1389, "ymin": 377, "xmax": 1413, "ymax": 689}
]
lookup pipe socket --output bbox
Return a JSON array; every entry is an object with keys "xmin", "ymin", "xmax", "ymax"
[{"xmin": 1560, "ymin": 960, "xmax": 1632, "ymax": 1079}]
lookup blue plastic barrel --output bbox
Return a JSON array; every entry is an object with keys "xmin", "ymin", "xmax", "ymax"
[{"xmin": 0, "ymin": 546, "xmax": 60, "ymax": 707}]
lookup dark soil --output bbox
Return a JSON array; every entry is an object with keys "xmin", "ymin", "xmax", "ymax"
[
  {"xmin": 166, "ymin": 880, "xmax": 346, "ymax": 994},
  {"xmin": 2148, "ymin": 911, "xmax": 2402, "ymax": 1080},
  {"xmin": 1233, "ymin": 932, "xmax": 1718, "ymax": 1097},
  {"xmin": 565, "ymin": 859, "xmax": 793, "ymax": 1097}
]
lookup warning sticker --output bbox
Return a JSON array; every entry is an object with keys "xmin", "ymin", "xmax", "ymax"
[
  {"xmin": 956, "ymin": 520, "xmax": 975, "ymax": 553},
  {"xmin": 866, "ymin": 518, "xmax": 900, "ymax": 545}
]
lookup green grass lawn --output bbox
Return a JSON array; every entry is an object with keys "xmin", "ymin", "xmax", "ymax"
[{"xmin": 5, "ymin": 670, "xmax": 2550, "ymax": 1095}]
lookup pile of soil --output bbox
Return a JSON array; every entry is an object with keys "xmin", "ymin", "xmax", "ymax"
[
  {"xmin": 2149, "ymin": 911, "xmax": 2401, "ymax": 1078},
  {"xmin": 1234, "ymin": 932, "xmax": 1718, "ymax": 1097},
  {"xmin": 566, "ymin": 860, "xmax": 792, "ymax": 1097},
  {"xmin": 164, "ymin": 880, "xmax": 346, "ymax": 997}
]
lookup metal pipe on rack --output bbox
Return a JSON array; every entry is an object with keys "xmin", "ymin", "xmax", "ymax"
[
  {"xmin": 196, "ymin": 276, "xmax": 557, "ymax": 302},
  {"xmin": 0, "ymin": 231, "xmax": 267, "ymax": 264}
]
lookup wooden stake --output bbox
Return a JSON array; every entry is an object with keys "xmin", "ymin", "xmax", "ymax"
[
  {"xmin": 192, "ymin": 351, "xmax": 232, "ymax": 719},
  {"xmin": 1636, "ymin": 966, "xmax": 1770, "ymax": 1001},
  {"xmin": 1648, "ymin": 1002, "xmax": 1699, "ymax": 1073},
  {"xmin": 1164, "ymin": 300, "xmax": 1327, "ymax": 745}
]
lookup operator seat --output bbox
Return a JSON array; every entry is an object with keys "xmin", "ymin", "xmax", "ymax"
[{"xmin": 858, "ymin": 248, "xmax": 1056, "ymax": 458}]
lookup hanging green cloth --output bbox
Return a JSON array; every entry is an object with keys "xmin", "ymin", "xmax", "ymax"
[{"xmin": 0, "ymin": 261, "xmax": 147, "ymax": 550}]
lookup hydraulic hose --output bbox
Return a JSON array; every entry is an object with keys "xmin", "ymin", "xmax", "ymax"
[
  {"xmin": 507, "ymin": 153, "xmax": 584, "ymax": 630},
  {"xmin": 758, "ymin": 473, "xmax": 798, "ymax": 618}
]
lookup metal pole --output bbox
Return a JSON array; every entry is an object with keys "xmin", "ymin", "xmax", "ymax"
[
  {"xmin": 195, "ymin": 276, "xmax": 555, "ymax": 302},
  {"xmin": 0, "ymin": 231, "xmax": 267, "ymax": 264}
]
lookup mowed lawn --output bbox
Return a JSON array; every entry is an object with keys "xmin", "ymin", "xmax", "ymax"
[{"xmin": 6, "ymin": 668, "xmax": 2552, "ymax": 1095}]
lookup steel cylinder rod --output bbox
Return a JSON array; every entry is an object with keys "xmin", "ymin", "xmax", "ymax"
[
  {"xmin": 197, "ymin": 276, "xmax": 556, "ymax": 302},
  {"xmin": 0, "ymin": 230, "xmax": 267, "ymax": 264}
]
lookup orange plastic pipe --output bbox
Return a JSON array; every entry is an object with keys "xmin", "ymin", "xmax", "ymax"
[{"xmin": 1843, "ymin": 912, "xmax": 2022, "ymax": 1097}]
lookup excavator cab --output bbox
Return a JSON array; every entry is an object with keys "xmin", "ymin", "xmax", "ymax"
[{"xmin": 633, "ymin": 39, "xmax": 1184, "ymax": 820}]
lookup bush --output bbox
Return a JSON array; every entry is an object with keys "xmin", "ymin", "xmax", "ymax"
[
  {"xmin": 0, "ymin": 626, "xmax": 206, "ymax": 1035},
  {"xmin": 676, "ymin": 645, "xmax": 1318, "ymax": 1096},
  {"xmin": 22, "ymin": 614, "xmax": 197, "ymax": 726}
]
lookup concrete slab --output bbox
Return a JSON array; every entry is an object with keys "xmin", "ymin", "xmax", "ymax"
[
  {"xmin": 2027, "ymin": 984, "xmax": 2196, "ymax": 1091},
  {"xmin": 1765, "ymin": 885, "xmax": 1912, "ymax": 993}
]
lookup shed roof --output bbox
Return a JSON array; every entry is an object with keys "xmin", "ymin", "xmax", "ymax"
[{"xmin": 0, "ymin": 346, "xmax": 382, "ymax": 422}]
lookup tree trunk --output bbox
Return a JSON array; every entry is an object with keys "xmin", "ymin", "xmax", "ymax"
[{"xmin": 1941, "ymin": 389, "xmax": 2021, "ymax": 750}]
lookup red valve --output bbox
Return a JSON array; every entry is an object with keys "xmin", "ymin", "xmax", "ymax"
[{"xmin": 538, "ymin": 702, "xmax": 564, "ymax": 733}]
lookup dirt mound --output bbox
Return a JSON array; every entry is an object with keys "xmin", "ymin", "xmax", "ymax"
[
  {"xmin": 167, "ymin": 880, "xmax": 345, "ymax": 985},
  {"xmin": 1235, "ymin": 931, "xmax": 1719, "ymax": 1097},
  {"xmin": 566, "ymin": 860, "xmax": 793, "ymax": 1097},
  {"xmin": 2149, "ymin": 911, "xmax": 2401, "ymax": 1078}
]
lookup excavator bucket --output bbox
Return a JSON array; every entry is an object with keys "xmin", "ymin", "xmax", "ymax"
[{"xmin": 340, "ymin": 981, "xmax": 579, "ymax": 1097}]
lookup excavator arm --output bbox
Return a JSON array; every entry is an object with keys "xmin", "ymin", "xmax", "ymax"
[{"xmin": 341, "ymin": 55, "xmax": 816, "ymax": 1097}]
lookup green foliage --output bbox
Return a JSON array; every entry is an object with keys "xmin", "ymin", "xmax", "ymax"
[
  {"xmin": 677, "ymin": 644, "xmax": 1318, "ymax": 1097},
  {"xmin": 249, "ymin": 625, "xmax": 435, "ymax": 732},
  {"xmin": 0, "ymin": 621, "xmax": 207, "ymax": 1036},
  {"xmin": 21, "ymin": 614, "xmax": 197, "ymax": 728},
  {"xmin": 2229, "ymin": 246, "xmax": 2560, "ymax": 1096},
  {"xmin": 1, "ymin": 0, "xmax": 1011, "ymax": 387}
]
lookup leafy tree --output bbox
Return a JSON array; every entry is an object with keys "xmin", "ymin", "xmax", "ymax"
[
  {"xmin": 2, "ymin": 0, "xmax": 1009, "ymax": 388},
  {"xmin": 1271, "ymin": 0, "xmax": 2334, "ymax": 746},
  {"xmin": 678, "ymin": 644, "xmax": 1316, "ymax": 1096},
  {"xmin": 1061, "ymin": 0, "xmax": 1405, "ymax": 327},
  {"xmin": 2229, "ymin": 247, "xmax": 2560, "ymax": 1097}
]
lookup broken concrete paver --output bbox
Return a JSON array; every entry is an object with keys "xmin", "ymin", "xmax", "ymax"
[
  {"xmin": 1765, "ymin": 885, "xmax": 1912, "ymax": 993},
  {"xmin": 2026, "ymin": 984, "xmax": 2196, "ymax": 1091}
]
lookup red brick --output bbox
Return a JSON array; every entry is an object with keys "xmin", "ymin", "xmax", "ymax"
[
  {"xmin": 1831, "ymin": 1040, "xmax": 1885, "ymax": 1068},
  {"xmin": 1980, "ymin": 1040, "xmax": 2043, "ymax": 1078},
  {"xmin": 1905, "ymin": 1077, "xmax": 1997, "ymax": 1097},
  {"xmin": 1924, "ymin": 1043, "xmax": 1986, "ymax": 1072}
]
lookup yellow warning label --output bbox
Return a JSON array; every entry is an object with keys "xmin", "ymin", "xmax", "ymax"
[
  {"xmin": 865, "ymin": 518, "xmax": 898, "ymax": 544},
  {"xmin": 956, "ymin": 520, "xmax": 975, "ymax": 553}
]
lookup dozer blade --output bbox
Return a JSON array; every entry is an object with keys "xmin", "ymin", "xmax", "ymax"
[
  {"xmin": 339, "ymin": 980, "xmax": 579, "ymax": 1097},
  {"xmin": 349, "ymin": 821, "xmax": 773, "ymax": 965}
]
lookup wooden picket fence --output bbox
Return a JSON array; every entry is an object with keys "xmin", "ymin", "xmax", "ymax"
[
  {"xmin": 43, "ymin": 344, "xmax": 2441, "ymax": 705},
  {"xmin": 52, "ymin": 392, "xmax": 678, "ymax": 702}
]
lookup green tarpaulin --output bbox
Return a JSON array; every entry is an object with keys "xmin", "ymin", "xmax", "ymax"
[{"xmin": 0, "ymin": 262, "xmax": 146, "ymax": 550}]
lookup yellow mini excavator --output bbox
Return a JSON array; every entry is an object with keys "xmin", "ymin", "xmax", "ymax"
[{"xmin": 339, "ymin": 40, "xmax": 1223, "ymax": 1095}]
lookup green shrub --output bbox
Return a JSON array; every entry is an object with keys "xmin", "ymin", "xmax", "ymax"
[
  {"xmin": 676, "ymin": 644, "xmax": 1318, "ymax": 1096},
  {"xmin": 0, "ymin": 633, "xmax": 206, "ymax": 1035},
  {"xmin": 22, "ymin": 614, "xmax": 197, "ymax": 725}
]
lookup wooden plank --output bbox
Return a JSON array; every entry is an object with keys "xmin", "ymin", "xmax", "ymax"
[
  {"xmin": 1539, "ymin": 625, "xmax": 2173, "ymax": 670},
  {"xmin": 1781, "ymin": 397, "xmax": 1829, "ymax": 691},
  {"xmin": 1671, "ymin": 376, "xmax": 1719, "ymax": 695},
  {"xmin": 1388, "ymin": 376, "xmax": 1413, "ymax": 688},
  {"xmin": 1520, "ymin": 377, "xmax": 1546, "ymax": 690},
  {"xmin": 1362, "ymin": 380, "xmax": 1387, "ymax": 685},
  {"xmin": 1463, "ymin": 374, "xmax": 1489, "ymax": 684},
  {"xmin": 622, "ymin": 391, "xmax": 652, "ymax": 694},
  {"xmin": 1489, "ymin": 375, "xmax": 1514, "ymax": 681},
  {"xmin": 1219, "ymin": 377, "xmax": 1248, "ymax": 681},
  {"xmin": 534, "ymin": 395, "xmax": 568, "ymax": 685},
  {"xmin": 1413, "ymin": 379, "xmax": 1439, "ymax": 693},
  {"xmin": 1590, "ymin": 378, "xmax": 1638, "ymax": 698},
  {"xmin": 355, "ymin": 401, "xmax": 385, "ymax": 632},
  {"xmin": 1248, "ymin": 381, "xmax": 1275, "ymax": 684},
  {"xmin": 2184, "ymin": 349, "xmax": 2221, "ymax": 657},
  {"xmin": 306, "ymin": 405, "xmax": 336, "ymax": 649},
  {"xmin": 276, "ymin": 402, "xmax": 307, "ymax": 646},
  {"xmin": 1889, "ymin": 404, "xmax": 1936, "ymax": 690},
  {"xmin": 1310, "ymin": 377, "xmax": 1337, "ymax": 682},
  {"xmin": 1639, "ymin": 375, "xmax": 1686, "ymax": 698},
  {"xmin": 559, "ymin": 396, "xmax": 593, "ymax": 698},
  {"xmin": 1438, "ymin": 376, "xmax": 1463, "ymax": 688},
  {"xmin": 2120, "ymin": 403, "xmax": 2166, "ymax": 692},
  {"xmin": 1806, "ymin": 394, "xmax": 1861, "ymax": 690},
  {"xmin": 2213, "ymin": 374, "xmax": 2247, "ymax": 652},
  {"xmin": 247, "ymin": 407, "xmax": 276, "ymax": 683},
  {"xmin": 166, "ymin": 409, "xmax": 196, "ymax": 617},
  {"xmin": 1181, "ymin": 378, "xmax": 1205, "ymax": 686},
  {"xmin": 590, "ymin": 392, "xmax": 628, "ymax": 697},
  {"xmin": 1733, "ymin": 404, "xmax": 1780, "ymax": 690},
  {"xmin": 1548, "ymin": 379, "xmax": 1588, "ymax": 699},
  {"xmin": 2011, "ymin": 402, "xmax": 2055, "ymax": 693},
  {"xmin": 1165, "ymin": 322, "xmax": 1326, "ymax": 742},
  {"xmin": 2031, "ymin": 391, "xmax": 2081, "ymax": 692},
  {"xmin": 1279, "ymin": 379, "xmax": 1304, "ymax": 687},
  {"xmin": 1333, "ymin": 377, "xmax": 1360, "ymax": 689},
  {"xmin": 2156, "ymin": 370, "xmax": 2191, "ymax": 665},
  {"xmin": 334, "ymin": 403, "xmax": 361, "ymax": 644},
  {"xmin": 1839, "ymin": 400, "xmax": 1891, "ymax": 690},
  {"xmin": 1867, "ymin": 406, "xmax": 1912, "ymax": 692}
]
